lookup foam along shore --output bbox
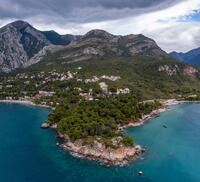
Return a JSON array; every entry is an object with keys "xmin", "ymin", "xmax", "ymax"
[{"xmin": 0, "ymin": 99, "xmax": 51, "ymax": 108}]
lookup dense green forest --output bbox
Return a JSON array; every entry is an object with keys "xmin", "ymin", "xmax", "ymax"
[
  {"xmin": 1, "ymin": 53, "xmax": 200, "ymax": 146},
  {"xmin": 48, "ymin": 92, "xmax": 161, "ymax": 145}
]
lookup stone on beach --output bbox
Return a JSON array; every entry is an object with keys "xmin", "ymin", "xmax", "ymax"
[{"xmin": 40, "ymin": 122, "xmax": 50, "ymax": 129}]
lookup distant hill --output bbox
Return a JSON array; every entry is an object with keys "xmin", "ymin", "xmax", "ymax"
[{"xmin": 170, "ymin": 47, "xmax": 200, "ymax": 66}]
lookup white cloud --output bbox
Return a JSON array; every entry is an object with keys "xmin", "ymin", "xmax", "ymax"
[
  {"xmin": 75, "ymin": 0, "xmax": 200, "ymax": 52},
  {"xmin": 36, "ymin": 0, "xmax": 200, "ymax": 52},
  {"xmin": 1, "ymin": 0, "xmax": 200, "ymax": 52}
]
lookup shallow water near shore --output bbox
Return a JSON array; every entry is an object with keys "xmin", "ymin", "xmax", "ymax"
[{"xmin": 0, "ymin": 102, "xmax": 200, "ymax": 182}]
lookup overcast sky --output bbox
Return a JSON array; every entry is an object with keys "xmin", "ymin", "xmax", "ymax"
[{"xmin": 0, "ymin": 0, "xmax": 200, "ymax": 52}]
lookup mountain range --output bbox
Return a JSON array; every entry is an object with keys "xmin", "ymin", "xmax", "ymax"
[
  {"xmin": 170, "ymin": 47, "xmax": 200, "ymax": 66},
  {"xmin": 0, "ymin": 20, "xmax": 168, "ymax": 72},
  {"xmin": 23, "ymin": 21, "xmax": 199, "ymax": 100},
  {"xmin": 1, "ymin": 20, "xmax": 200, "ymax": 98}
]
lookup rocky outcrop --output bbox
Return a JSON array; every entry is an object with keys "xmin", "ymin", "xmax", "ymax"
[
  {"xmin": 0, "ymin": 21, "xmax": 167, "ymax": 72},
  {"xmin": 158, "ymin": 64, "xmax": 179, "ymax": 76},
  {"xmin": 57, "ymin": 29, "xmax": 168, "ymax": 64},
  {"xmin": 24, "ymin": 45, "xmax": 65, "ymax": 67},
  {"xmin": 59, "ymin": 134, "xmax": 144, "ymax": 166},
  {"xmin": 40, "ymin": 122, "xmax": 50, "ymax": 129},
  {"xmin": 183, "ymin": 66, "xmax": 199, "ymax": 76},
  {"xmin": 0, "ymin": 21, "xmax": 51, "ymax": 72},
  {"xmin": 0, "ymin": 20, "xmax": 80, "ymax": 72},
  {"xmin": 42, "ymin": 30, "xmax": 81, "ymax": 45}
]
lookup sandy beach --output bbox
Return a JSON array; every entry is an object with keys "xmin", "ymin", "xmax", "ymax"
[{"xmin": 0, "ymin": 99, "xmax": 51, "ymax": 108}]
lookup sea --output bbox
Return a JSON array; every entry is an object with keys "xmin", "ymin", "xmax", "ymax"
[{"xmin": 0, "ymin": 102, "xmax": 200, "ymax": 182}]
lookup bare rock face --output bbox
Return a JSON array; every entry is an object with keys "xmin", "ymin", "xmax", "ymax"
[
  {"xmin": 24, "ymin": 44, "xmax": 65, "ymax": 67},
  {"xmin": 59, "ymin": 29, "xmax": 168, "ymax": 63},
  {"xmin": 183, "ymin": 66, "xmax": 199, "ymax": 76},
  {"xmin": 60, "ymin": 136, "xmax": 144, "ymax": 165},
  {"xmin": 0, "ymin": 20, "xmax": 79, "ymax": 72},
  {"xmin": 0, "ymin": 21, "xmax": 168, "ymax": 72},
  {"xmin": 40, "ymin": 122, "xmax": 50, "ymax": 129},
  {"xmin": 158, "ymin": 64, "xmax": 179, "ymax": 76},
  {"xmin": 0, "ymin": 21, "xmax": 51, "ymax": 72},
  {"xmin": 158, "ymin": 64, "xmax": 199, "ymax": 77}
]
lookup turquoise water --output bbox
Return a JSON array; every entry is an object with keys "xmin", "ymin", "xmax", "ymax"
[{"xmin": 0, "ymin": 103, "xmax": 200, "ymax": 182}]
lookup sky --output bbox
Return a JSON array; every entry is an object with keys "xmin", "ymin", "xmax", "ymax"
[{"xmin": 0, "ymin": 0, "xmax": 200, "ymax": 52}]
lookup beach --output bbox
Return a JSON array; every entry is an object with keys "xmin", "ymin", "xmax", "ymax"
[{"xmin": 0, "ymin": 99, "xmax": 52, "ymax": 108}]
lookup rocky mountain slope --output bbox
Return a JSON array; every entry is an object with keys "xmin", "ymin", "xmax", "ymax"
[
  {"xmin": 0, "ymin": 20, "xmax": 80, "ymax": 72},
  {"xmin": 0, "ymin": 20, "xmax": 169, "ymax": 73},
  {"xmin": 55, "ymin": 29, "xmax": 168, "ymax": 64},
  {"xmin": 170, "ymin": 47, "xmax": 200, "ymax": 66},
  {"xmin": 23, "ymin": 27, "xmax": 200, "ymax": 101},
  {"xmin": 42, "ymin": 30, "xmax": 81, "ymax": 45}
]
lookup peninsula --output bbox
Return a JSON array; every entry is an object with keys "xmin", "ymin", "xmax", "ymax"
[{"xmin": 1, "ymin": 21, "xmax": 200, "ymax": 165}]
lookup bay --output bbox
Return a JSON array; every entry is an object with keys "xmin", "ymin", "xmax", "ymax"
[{"xmin": 0, "ymin": 103, "xmax": 200, "ymax": 182}]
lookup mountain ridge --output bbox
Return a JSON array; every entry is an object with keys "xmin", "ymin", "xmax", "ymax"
[
  {"xmin": 0, "ymin": 20, "xmax": 80, "ymax": 72},
  {"xmin": 0, "ymin": 20, "xmax": 169, "ymax": 72},
  {"xmin": 170, "ymin": 47, "xmax": 200, "ymax": 66}
]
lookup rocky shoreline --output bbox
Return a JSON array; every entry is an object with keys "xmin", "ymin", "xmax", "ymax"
[
  {"xmin": 44, "ymin": 99, "xmax": 199, "ymax": 166},
  {"xmin": 3, "ymin": 98, "xmax": 199, "ymax": 166},
  {"xmin": 58, "ymin": 133, "xmax": 146, "ymax": 166}
]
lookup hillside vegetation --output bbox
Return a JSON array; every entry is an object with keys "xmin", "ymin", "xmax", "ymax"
[{"xmin": 1, "ymin": 29, "xmax": 200, "ymax": 147}]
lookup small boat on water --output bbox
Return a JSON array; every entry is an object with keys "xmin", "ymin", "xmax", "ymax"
[
  {"xmin": 163, "ymin": 125, "xmax": 167, "ymax": 128},
  {"xmin": 138, "ymin": 171, "xmax": 143, "ymax": 176}
]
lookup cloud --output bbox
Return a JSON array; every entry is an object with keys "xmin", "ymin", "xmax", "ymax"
[
  {"xmin": 52, "ymin": 0, "xmax": 199, "ymax": 52},
  {"xmin": 0, "ymin": 0, "xmax": 200, "ymax": 52},
  {"xmin": 0, "ymin": 0, "xmax": 180, "ymax": 23}
]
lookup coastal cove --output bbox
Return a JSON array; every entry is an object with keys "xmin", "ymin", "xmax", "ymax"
[{"xmin": 1, "ymin": 102, "xmax": 200, "ymax": 181}]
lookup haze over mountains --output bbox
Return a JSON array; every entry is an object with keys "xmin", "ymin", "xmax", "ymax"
[
  {"xmin": 0, "ymin": 20, "xmax": 168, "ymax": 72},
  {"xmin": 170, "ymin": 48, "xmax": 200, "ymax": 66}
]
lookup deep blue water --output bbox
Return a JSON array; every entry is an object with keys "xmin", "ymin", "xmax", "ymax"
[{"xmin": 0, "ymin": 103, "xmax": 200, "ymax": 182}]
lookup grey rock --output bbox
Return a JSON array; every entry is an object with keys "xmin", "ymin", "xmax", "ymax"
[
  {"xmin": 40, "ymin": 122, "xmax": 50, "ymax": 129},
  {"xmin": 0, "ymin": 21, "xmax": 50, "ymax": 72},
  {"xmin": 58, "ymin": 29, "xmax": 167, "ymax": 63},
  {"xmin": 0, "ymin": 20, "xmax": 79, "ymax": 72},
  {"xmin": 0, "ymin": 21, "xmax": 167, "ymax": 72}
]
